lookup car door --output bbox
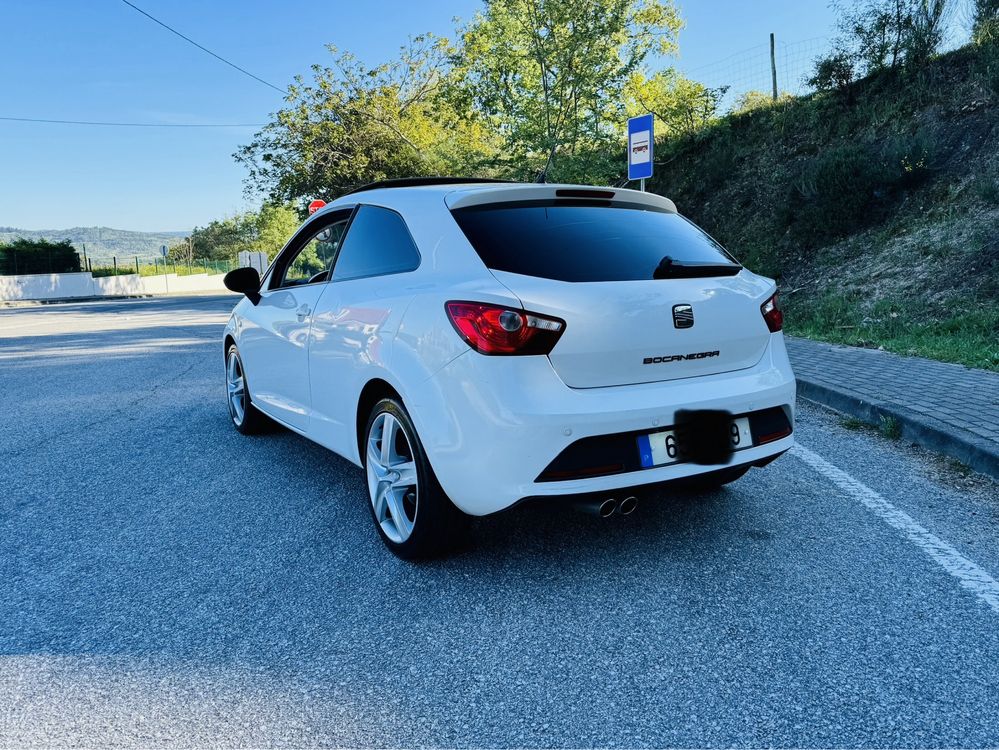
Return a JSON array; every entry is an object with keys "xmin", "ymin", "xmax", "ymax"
[
  {"xmin": 239, "ymin": 209, "xmax": 353, "ymax": 432},
  {"xmin": 308, "ymin": 205, "xmax": 422, "ymax": 457}
]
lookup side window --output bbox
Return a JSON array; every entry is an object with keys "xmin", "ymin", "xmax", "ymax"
[
  {"xmin": 275, "ymin": 220, "xmax": 349, "ymax": 288},
  {"xmin": 332, "ymin": 205, "xmax": 420, "ymax": 282}
]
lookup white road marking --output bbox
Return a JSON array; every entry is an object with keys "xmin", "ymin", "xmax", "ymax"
[{"xmin": 792, "ymin": 443, "xmax": 999, "ymax": 615}]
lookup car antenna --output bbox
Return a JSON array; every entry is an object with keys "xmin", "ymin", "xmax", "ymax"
[{"xmin": 535, "ymin": 145, "xmax": 558, "ymax": 183}]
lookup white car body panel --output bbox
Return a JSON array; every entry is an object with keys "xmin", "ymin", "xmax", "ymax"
[
  {"xmin": 405, "ymin": 334, "xmax": 794, "ymax": 514},
  {"xmin": 225, "ymin": 183, "xmax": 796, "ymax": 516},
  {"xmin": 238, "ymin": 282, "xmax": 330, "ymax": 431},
  {"xmin": 491, "ymin": 269, "xmax": 775, "ymax": 388}
]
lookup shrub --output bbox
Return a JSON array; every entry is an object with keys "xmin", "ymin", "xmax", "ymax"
[
  {"xmin": 731, "ymin": 90, "xmax": 793, "ymax": 114},
  {"xmin": 789, "ymin": 135, "xmax": 933, "ymax": 242},
  {"xmin": 791, "ymin": 143, "xmax": 884, "ymax": 241},
  {"xmin": 879, "ymin": 415, "xmax": 902, "ymax": 439},
  {"xmin": 0, "ymin": 238, "xmax": 81, "ymax": 275},
  {"xmin": 972, "ymin": 0, "xmax": 999, "ymax": 44},
  {"xmin": 808, "ymin": 52, "xmax": 856, "ymax": 92},
  {"xmin": 974, "ymin": 173, "xmax": 999, "ymax": 203},
  {"xmin": 975, "ymin": 16, "xmax": 999, "ymax": 45},
  {"xmin": 697, "ymin": 138, "xmax": 738, "ymax": 189},
  {"xmin": 881, "ymin": 134, "xmax": 933, "ymax": 188}
]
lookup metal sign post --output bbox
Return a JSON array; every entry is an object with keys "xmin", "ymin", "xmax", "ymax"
[{"xmin": 627, "ymin": 113, "xmax": 654, "ymax": 190}]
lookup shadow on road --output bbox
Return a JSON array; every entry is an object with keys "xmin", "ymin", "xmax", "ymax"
[{"xmin": 0, "ymin": 323, "xmax": 223, "ymax": 367}]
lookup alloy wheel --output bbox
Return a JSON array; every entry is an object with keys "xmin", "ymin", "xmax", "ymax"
[
  {"xmin": 226, "ymin": 351, "xmax": 246, "ymax": 426},
  {"xmin": 366, "ymin": 412, "xmax": 419, "ymax": 543}
]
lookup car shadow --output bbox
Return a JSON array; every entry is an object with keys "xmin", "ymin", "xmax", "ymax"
[{"xmin": 461, "ymin": 484, "xmax": 734, "ymax": 562}]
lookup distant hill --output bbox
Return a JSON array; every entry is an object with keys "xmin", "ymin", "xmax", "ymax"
[{"xmin": 0, "ymin": 226, "xmax": 190, "ymax": 261}]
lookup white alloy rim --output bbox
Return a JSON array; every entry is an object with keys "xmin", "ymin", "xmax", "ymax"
[
  {"xmin": 366, "ymin": 412, "xmax": 419, "ymax": 543},
  {"xmin": 226, "ymin": 352, "xmax": 246, "ymax": 426}
]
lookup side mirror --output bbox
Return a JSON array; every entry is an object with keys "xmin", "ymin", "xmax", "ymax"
[{"xmin": 223, "ymin": 267, "xmax": 262, "ymax": 304}]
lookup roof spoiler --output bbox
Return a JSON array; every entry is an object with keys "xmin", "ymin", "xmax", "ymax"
[{"xmin": 446, "ymin": 185, "xmax": 678, "ymax": 213}]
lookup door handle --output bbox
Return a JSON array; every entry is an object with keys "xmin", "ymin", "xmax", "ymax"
[{"xmin": 296, "ymin": 304, "xmax": 311, "ymax": 321}]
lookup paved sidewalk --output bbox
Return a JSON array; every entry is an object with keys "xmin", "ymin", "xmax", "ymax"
[{"xmin": 786, "ymin": 337, "xmax": 999, "ymax": 479}]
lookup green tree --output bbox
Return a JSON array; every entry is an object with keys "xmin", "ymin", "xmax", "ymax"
[
  {"xmin": 807, "ymin": 52, "xmax": 856, "ymax": 92},
  {"xmin": 827, "ymin": 0, "xmax": 952, "ymax": 75},
  {"xmin": 906, "ymin": 0, "xmax": 951, "ymax": 63},
  {"xmin": 184, "ymin": 214, "xmax": 256, "ymax": 262},
  {"xmin": 456, "ymin": 0, "xmax": 684, "ymax": 183},
  {"xmin": 625, "ymin": 70, "xmax": 724, "ymax": 137},
  {"xmin": 236, "ymin": 36, "xmax": 496, "ymax": 201},
  {"xmin": 253, "ymin": 203, "xmax": 300, "ymax": 255},
  {"xmin": 166, "ymin": 238, "xmax": 190, "ymax": 263},
  {"xmin": 172, "ymin": 204, "xmax": 302, "ymax": 263}
]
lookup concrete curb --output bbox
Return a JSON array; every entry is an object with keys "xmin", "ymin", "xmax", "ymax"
[
  {"xmin": 0, "ymin": 291, "xmax": 236, "ymax": 308},
  {"xmin": 796, "ymin": 377, "xmax": 999, "ymax": 480},
  {"xmin": 0, "ymin": 294, "xmax": 153, "ymax": 307}
]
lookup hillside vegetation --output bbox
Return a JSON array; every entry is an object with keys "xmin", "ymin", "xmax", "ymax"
[
  {"xmin": 650, "ymin": 42, "xmax": 999, "ymax": 370},
  {"xmin": 0, "ymin": 227, "xmax": 188, "ymax": 260}
]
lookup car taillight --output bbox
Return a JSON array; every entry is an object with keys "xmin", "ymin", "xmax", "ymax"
[
  {"xmin": 445, "ymin": 301, "xmax": 565, "ymax": 355},
  {"xmin": 761, "ymin": 292, "xmax": 783, "ymax": 332}
]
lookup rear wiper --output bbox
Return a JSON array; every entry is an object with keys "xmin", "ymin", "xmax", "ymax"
[{"xmin": 653, "ymin": 255, "xmax": 741, "ymax": 279}]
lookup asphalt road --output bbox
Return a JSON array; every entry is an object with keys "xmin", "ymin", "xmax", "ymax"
[{"xmin": 2, "ymin": 294, "xmax": 998, "ymax": 748}]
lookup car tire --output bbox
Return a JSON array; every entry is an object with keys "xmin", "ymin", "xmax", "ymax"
[
  {"xmin": 680, "ymin": 464, "xmax": 750, "ymax": 491},
  {"xmin": 225, "ymin": 344, "xmax": 270, "ymax": 435},
  {"xmin": 363, "ymin": 398, "xmax": 467, "ymax": 559}
]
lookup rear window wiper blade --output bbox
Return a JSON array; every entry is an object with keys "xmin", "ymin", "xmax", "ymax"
[{"xmin": 653, "ymin": 256, "xmax": 741, "ymax": 279}]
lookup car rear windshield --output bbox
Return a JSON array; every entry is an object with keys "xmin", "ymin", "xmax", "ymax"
[{"xmin": 451, "ymin": 200, "xmax": 740, "ymax": 282}]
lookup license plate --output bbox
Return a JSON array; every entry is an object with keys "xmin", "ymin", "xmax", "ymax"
[{"xmin": 638, "ymin": 417, "xmax": 752, "ymax": 468}]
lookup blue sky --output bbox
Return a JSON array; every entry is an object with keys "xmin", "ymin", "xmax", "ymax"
[{"xmin": 1, "ymin": 0, "xmax": 840, "ymax": 232}]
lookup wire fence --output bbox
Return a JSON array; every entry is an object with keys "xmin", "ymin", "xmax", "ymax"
[
  {"xmin": 85, "ymin": 256, "xmax": 232, "ymax": 278},
  {"xmin": 0, "ymin": 249, "xmax": 232, "ymax": 278},
  {"xmin": 680, "ymin": 36, "xmax": 831, "ymax": 111}
]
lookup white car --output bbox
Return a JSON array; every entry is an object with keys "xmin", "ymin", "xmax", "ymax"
[{"xmin": 222, "ymin": 179, "xmax": 795, "ymax": 558}]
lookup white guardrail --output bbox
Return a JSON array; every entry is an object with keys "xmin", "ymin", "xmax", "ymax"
[{"xmin": 0, "ymin": 271, "xmax": 235, "ymax": 301}]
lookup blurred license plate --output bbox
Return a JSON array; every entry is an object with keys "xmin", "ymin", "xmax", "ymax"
[{"xmin": 638, "ymin": 417, "xmax": 752, "ymax": 468}]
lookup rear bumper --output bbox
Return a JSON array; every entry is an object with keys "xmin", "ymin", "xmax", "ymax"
[
  {"xmin": 407, "ymin": 334, "xmax": 796, "ymax": 516},
  {"xmin": 518, "ymin": 449, "xmax": 788, "ymax": 509}
]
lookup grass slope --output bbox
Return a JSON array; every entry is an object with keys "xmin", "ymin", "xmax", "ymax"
[{"xmin": 650, "ymin": 43, "xmax": 999, "ymax": 370}]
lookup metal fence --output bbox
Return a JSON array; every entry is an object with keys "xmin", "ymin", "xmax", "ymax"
[
  {"xmin": 679, "ymin": 35, "xmax": 831, "ymax": 111},
  {"xmin": 83, "ymin": 256, "xmax": 233, "ymax": 278},
  {"xmin": 0, "ymin": 249, "xmax": 233, "ymax": 277}
]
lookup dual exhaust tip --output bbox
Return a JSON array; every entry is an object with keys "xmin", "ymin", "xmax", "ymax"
[{"xmin": 574, "ymin": 495, "xmax": 638, "ymax": 518}]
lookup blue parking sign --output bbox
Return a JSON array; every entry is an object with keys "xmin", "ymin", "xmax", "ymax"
[{"xmin": 627, "ymin": 114, "xmax": 654, "ymax": 181}]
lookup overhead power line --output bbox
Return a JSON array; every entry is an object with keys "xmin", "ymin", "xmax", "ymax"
[
  {"xmin": 0, "ymin": 116, "xmax": 264, "ymax": 128},
  {"xmin": 119, "ymin": 0, "xmax": 286, "ymax": 95}
]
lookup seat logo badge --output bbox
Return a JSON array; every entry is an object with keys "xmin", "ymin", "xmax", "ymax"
[{"xmin": 672, "ymin": 304, "xmax": 694, "ymax": 329}]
